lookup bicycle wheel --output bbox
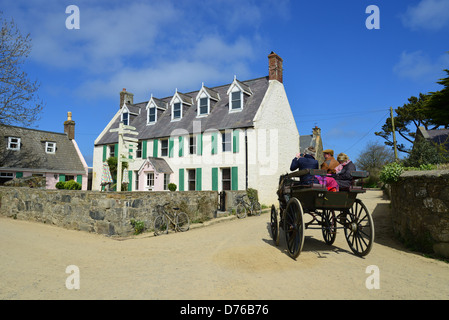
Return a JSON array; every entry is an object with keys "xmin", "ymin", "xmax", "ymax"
[
  {"xmin": 176, "ymin": 212, "xmax": 190, "ymax": 232},
  {"xmin": 252, "ymin": 201, "xmax": 261, "ymax": 216},
  {"xmin": 154, "ymin": 215, "xmax": 168, "ymax": 236},
  {"xmin": 236, "ymin": 203, "xmax": 247, "ymax": 219}
]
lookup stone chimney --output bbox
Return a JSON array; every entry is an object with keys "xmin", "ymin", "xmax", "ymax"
[
  {"xmin": 119, "ymin": 88, "xmax": 134, "ymax": 109},
  {"xmin": 312, "ymin": 126, "xmax": 321, "ymax": 137},
  {"xmin": 64, "ymin": 111, "xmax": 75, "ymax": 140},
  {"xmin": 268, "ymin": 51, "xmax": 283, "ymax": 83}
]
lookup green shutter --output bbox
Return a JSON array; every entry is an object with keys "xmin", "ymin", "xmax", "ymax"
[
  {"xmin": 179, "ymin": 136, "xmax": 184, "ymax": 157},
  {"xmin": 102, "ymin": 145, "xmax": 107, "ymax": 161},
  {"xmin": 197, "ymin": 134, "xmax": 203, "ymax": 156},
  {"xmin": 128, "ymin": 170, "xmax": 133, "ymax": 191},
  {"xmin": 179, "ymin": 169, "xmax": 184, "ymax": 191},
  {"xmin": 16, "ymin": 172, "xmax": 23, "ymax": 178},
  {"xmin": 76, "ymin": 175, "xmax": 82, "ymax": 184},
  {"xmin": 153, "ymin": 139, "xmax": 158, "ymax": 157},
  {"xmin": 142, "ymin": 140, "xmax": 147, "ymax": 159},
  {"xmin": 211, "ymin": 132, "xmax": 217, "ymax": 155},
  {"xmin": 59, "ymin": 174, "xmax": 66, "ymax": 182},
  {"xmin": 231, "ymin": 167, "xmax": 238, "ymax": 190},
  {"xmin": 196, "ymin": 168, "xmax": 202, "ymax": 191},
  {"xmin": 114, "ymin": 143, "xmax": 119, "ymax": 157},
  {"xmin": 233, "ymin": 130, "xmax": 239, "ymax": 153},
  {"xmin": 212, "ymin": 168, "xmax": 218, "ymax": 191},
  {"xmin": 169, "ymin": 137, "xmax": 174, "ymax": 158}
]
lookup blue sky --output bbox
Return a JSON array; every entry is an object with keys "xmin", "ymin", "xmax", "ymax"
[{"xmin": 2, "ymin": 0, "xmax": 449, "ymax": 167}]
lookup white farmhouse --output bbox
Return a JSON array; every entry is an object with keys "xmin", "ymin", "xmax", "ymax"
[{"xmin": 92, "ymin": 52, "xmax": 299, "ymax": 205}]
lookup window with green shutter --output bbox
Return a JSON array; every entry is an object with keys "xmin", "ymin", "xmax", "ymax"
[
  {"xmin": 196, "ymin": 168, "xmax": 202, "ymax": 191},
  {"xmin": 179, "ymin": 169, "xmax": 184, "ymax": 191},
  {"xmin": 103, "ymin": 145, "xmax": 107, "ymax": 161},
  {"xmin": 179, "ymin": 136, "xmax": 184, "ymax": 157},
  {"xmin": 233, "ymin": 130, "xmax": 239, "ymax": 153},
  {"xmin": 211, "ymin": 132, "xmax": 217, "ymax": 155},
  {"xmin": 153, "ymin": 139, "xmax": 158, "ymax": 157},
  {"xmin": 231, "ymin": 167, "xmax": 238, "ymax": 190},
  {"xmin": 169, "ymin": 137, "xmax": 174, "ymax": 158},
  {"xmin": 212, "ymin": 167, "xmax": 218, "ymax": 191},
  {"xmin": 197, "ymin": 134, "xmax": 203, "ymax": 156},
  {"xmin": 142, "ymin": 140, "xmax": 147, "ymax": 159},
  {"xmin": 59, "ymin": 174, "xmax": 66, "ymax": 182},
  {"xmin": 76, "ymin": 175, "xmax": 82, "ymax": 184}
]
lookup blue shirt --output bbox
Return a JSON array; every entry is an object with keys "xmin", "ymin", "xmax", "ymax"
[{"xmin": 290, "ymin": 154, "xmax": 319, "ymax": 185}]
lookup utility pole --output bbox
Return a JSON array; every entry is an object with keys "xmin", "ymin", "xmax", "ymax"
[
  {"xmin": 110, "ymin": 122, "xmax": 138, "ymax": 191},
  {"xmin": 390, "ymin": 107, "xmax": 399, "ymax": 162}
]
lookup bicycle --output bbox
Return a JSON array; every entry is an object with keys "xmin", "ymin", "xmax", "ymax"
[
  {"xmin": 235, "ymin": 194, "xmax": 261, "ymax": 219},
  {"xmin": 153, "ymin": 202, "xmax": 190, "ymax": 236}
]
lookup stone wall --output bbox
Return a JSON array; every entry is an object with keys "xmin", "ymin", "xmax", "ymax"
[
  {"xmin": 390, "ymin": 170, "xmax": 449, "ymax": 258},
  {"xmin": 0, "ymin": 187, "xmax": 219, "ymax": 236}
]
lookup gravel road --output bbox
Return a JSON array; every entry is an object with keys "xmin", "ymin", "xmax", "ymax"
[{"xmin": 1, "ymin": 190, "xmax": 448, "ymax": 300}]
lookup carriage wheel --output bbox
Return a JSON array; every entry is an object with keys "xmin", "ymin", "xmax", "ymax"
[
  {"xmin": 270, "ymin": 205, "xmax": 280, "ymax": 246},
  {"xmin": 321, "ymin": 209, "xmax": 337, "ymax": 245},
  {"xmin": 344, "ymin": 199, "xmax": 374, "ymax": 257},
  {"xmin": 284, "ymin": 198, "xmax": 305, "ymax": 259}
]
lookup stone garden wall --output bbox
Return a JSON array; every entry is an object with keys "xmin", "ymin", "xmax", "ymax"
[
  {"xmin": 390, "ymin": 170, "xmax": 449, "ymax": 258},
  {"xmin": 0, "ymin": 187, "xmax": 219, "ymax": 236}
]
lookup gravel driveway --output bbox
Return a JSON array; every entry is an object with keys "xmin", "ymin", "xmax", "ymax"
[{"xmin": 1, "ymin": 190, "xmax": 448, "ymax": 300}]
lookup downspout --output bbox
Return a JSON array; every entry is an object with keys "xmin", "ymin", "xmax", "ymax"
[{"xmin": 245, "ymin": 128, "xmax": 248, "ymax": 190}]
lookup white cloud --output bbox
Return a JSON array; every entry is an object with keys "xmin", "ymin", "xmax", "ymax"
[
  {"xmin": 401, "ymin": 0, "xmax": 449, "ymax": 31},
  {"xmin": 393, "ymin": 51, "xmax": 449, "ymax": 81}
]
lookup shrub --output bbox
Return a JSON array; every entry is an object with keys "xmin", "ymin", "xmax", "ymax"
[
  {"xmin": 55, "ymin": 181, "xmax": 66, "ymax": 189},
  {"xmin": 168, "ymin": 183, "xmax": 177, "ymax": 191},
  {"xmin": 64, "ymin": 180, "xmax": 82, "ymax": 190},
  {"xmin": 379, "ymin": 162, "xmax": 404, "ymax": 184},
  {"xmin": 130, "ymin": 219, "xmax": 145, "ymax": 235}
]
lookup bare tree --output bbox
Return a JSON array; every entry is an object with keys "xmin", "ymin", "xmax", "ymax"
[
  {"xmin": 356, "ymin": 141, "xmax": 395, "ymax": 173},
  {"xmin": 0, "ymin": 12, "xmax": 43, "ymax": 126}
]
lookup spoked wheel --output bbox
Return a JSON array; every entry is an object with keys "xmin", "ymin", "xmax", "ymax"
[
  {"xmin": 284, "ymin": 198, "xmax": 305, "ymax": 260},
  {"xmin": 154, "ymin": 215, "xmax": 168, "ymax": 236},
  {"xmin": 236, "ymin": 203, "xmax": 247, "ymax": 219},
  {"xmin": 321, "ymin": 209, "xmax": 337, "ymax": 245},
  {"xmin": 344, "ymin": 199, "xmax": 375, "ymax": 257},
  {"xmin": 176, "ymin": 212, "xmax": 190, "ymax": 232},
  {"xmin": 270, "ymin": 205, "xmax": 280, "ymax": 246}
]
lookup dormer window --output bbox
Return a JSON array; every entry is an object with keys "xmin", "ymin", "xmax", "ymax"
[
  {"xmin": 148, "ymin": 106, "xmax": 156, "ymax": 124},
  {"xmin": 199, "ymin": 97, "xmax": 208, "ymax": 115},
  {"xmin": 7, "ymin": 137, "xmax": 21, "ymax": 150},
  {"xmin": 121, "ymin": 105, "xmax": 130, "ymax": 125},
  {"xmin": 227, "ymin": 76, "xmax": 252, "ymax": 112},
  {"xmin": 231, "ymin": 91, "xmax": 242, "ymax": 110},
  {"xmin": 173, "ymin": 102, "xmax": 182, "ymax": 120},
  {"xmin": 122, "ymin": 112, "xmax": 129, "ymax": 125},
  {"xmin": 45, "ymin": 141, "xmax": 56, "ymax": 154},
  {"xmin": 146, "ymin": 95, "xmax": 167, "ymax": 125},
  {"xmin": 195, "ymin": 83, "xmax": 219, "ymax": 117},
  {"xmin": 170, "ymin": 90, "xmax": 192, "ymax": 122}
]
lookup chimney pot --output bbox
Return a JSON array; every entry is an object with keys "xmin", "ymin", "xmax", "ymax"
[{"xmin": 119, "ymin": 88, "xmax": 134, "ymax": 109}]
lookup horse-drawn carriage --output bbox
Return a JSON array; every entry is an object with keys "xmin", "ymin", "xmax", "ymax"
[{"xmin": 270, "ymin": 169, "xmax": 374, "ymax": 259}]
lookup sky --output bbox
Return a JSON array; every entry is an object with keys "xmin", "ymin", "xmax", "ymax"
[{"xmin": 2, "ymin": 0, "xmax": 449, "ymax": 167}]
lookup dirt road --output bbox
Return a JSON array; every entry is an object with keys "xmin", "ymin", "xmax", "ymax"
[{"xmin": 0, "ymin": 190, "xmax": 448, "ymax": 300}]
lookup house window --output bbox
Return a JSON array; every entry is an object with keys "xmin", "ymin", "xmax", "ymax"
[
  {"xmin": 222, "ymin": 168, "xmax": 231, "ymax": 191},
  {"xmin": 134, "ymin": 171, "xmax": 139, "ymax": 190},
  {"xmin": 146, "ymin": 172, "xmax": 154, "ymax": 190},
  {"xmin": 231, "ymin": 91, "xmax": 242, "ymax": 110},
  {"xmin": 122, "ymin": 112, "xmax": 129, "ymax": 125},
  {"xmin": 109, "ymin": 144, "xmax": 116, "ymax": 157},
  {"xmin": 188, "ymin": 169, "xmax": 196, "ymax": 191},
  {"xmin": 189, "ymin": 136, "xmax": 196, "ymax": 155},
  {"xmin": 164, "ymin": 173, "xmax": 170, "ymax": 190},
  {"xmin": 148, "ymin": 107, "xmax": 156, "ymax": 124},
  {"xmin": 45, "ymin": 142, "xmax": 56, "ymax": 154},
  {"xmin": 7, "ymin": 137, "xmax": 21, "ymax": 150},
  {"xmin": 199, "ymin": 97, "xmax": 208, "ymax": 115},
  {"xmin": 136, "ymin": 142, "xmax": 142, "ymax": 158},
  {"xmin": 173, "ymin": 102, "xmax": 181, "ymax": 120},
  {"xmin": 222, "ymin": 132, "xmax": 232, "ymax": 152},
  {"xmin": 0, "ymin": 172, "xmax": 14, "ymax": 186},
  {"xmin": 161, "ymin": 139, "xmax": 169, "ymax": 157}
]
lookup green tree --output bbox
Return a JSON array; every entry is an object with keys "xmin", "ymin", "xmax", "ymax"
[{"xmin": 421, "ymin": 69, "xmax": 449, "ymax": 128}]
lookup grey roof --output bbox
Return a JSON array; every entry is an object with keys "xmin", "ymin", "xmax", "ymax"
[
  {"xmin": 0, "ymin": 125, "xmax": 86, "ymax": 174},
  {"xmin": 148, "ymin": 157, "xmax": 173, "ymax": 174},
  {"xmin": 96, "ymin": 76, "xmax": 269, "ymax": 146}
]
